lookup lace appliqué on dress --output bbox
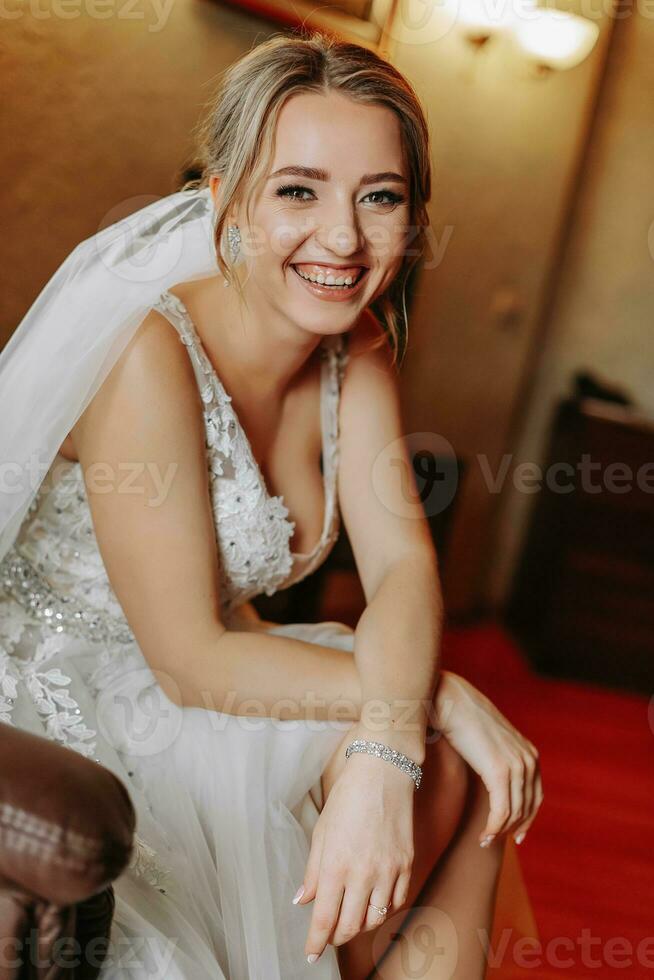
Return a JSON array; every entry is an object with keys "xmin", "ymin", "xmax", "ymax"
[
  {"xmin": 156, "ymin": 291, "xmax": 302, "ymax": 615},
  {"xmin": 128, "ymin": 833, "xmax": 173, "ymax": 893},
  {"xmin": 0, "ymin": 607, "xmax": 99, "ymax": 759},
  {"xmin": 154, "ymin": 289, "xmax": 349, "ymax": 603}
]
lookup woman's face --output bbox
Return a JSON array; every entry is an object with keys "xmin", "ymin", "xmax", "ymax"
[{"xmin": 216, "ymin": 90, "xmax": 411, "ymax": 338}]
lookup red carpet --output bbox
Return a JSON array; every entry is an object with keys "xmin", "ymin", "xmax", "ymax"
[{"xmin": 442, "ymin": 620, "xmax": 654, "ymax": 979}]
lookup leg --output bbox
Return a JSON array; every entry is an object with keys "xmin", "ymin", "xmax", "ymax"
[
  {"xmin": 319, "ymin": 732, "xmax": 504, "ymax": 980},
  {"xmin": 366, "ymin": 768, "xmax": 506, "ymax": 979}
]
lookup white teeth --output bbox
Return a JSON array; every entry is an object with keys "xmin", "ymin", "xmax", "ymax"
[{"xmin": 294, "ymin": 267, "xmax": 362, "ymax": 288}]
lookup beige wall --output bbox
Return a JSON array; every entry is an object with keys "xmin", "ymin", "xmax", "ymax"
[
  {"xmin": 387, "ymin": 14, "xmax": 615, "ymax": 613},
  {"xmin": 488, "ymin": 10, "xmax": 654, "ymax": 607},
  {"xmin": 0, "ymin": 0, "xmax": 265, "ymax": 347}
]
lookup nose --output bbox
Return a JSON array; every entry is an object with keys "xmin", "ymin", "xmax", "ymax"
[{"xmin": 313, "ymin": 199, "xmax": 365, "ymax": 260}]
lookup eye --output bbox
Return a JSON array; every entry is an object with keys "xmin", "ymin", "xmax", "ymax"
[
  {"xmin": 362, "ymin": 189, "xmax": 405, "ymax": 207},
  {"xmin": 275, "ymin": 183, "xmax": 315, "ymax": 202},
  {"xmin": 274, "ymin": 184, "xmax": 406, "ymax": 207}
]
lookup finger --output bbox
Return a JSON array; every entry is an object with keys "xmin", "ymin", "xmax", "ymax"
[
  {"xmin": 392, "ymin": 868, "xmax": 412, "ymax": 911},
  {"xmin": 297, "ymin": 825, "xmax": 324, "ymax": 905},
  {"xmin": 330, "ymin": 879, "xmax": 370, "ymax": 947},
  {"xmin": 515, "ymin": 763, "xmax": 545, "ymax": 844},
  {"xmin": 506, "ymin": 760, "xmax": 526, "ymax": 837},
  {"xmin": 364, "ymin": 883, "xmax": 395, "ymax": 932},
  {"xmin": 305, "ymin": 872, "xmax": 344, "ymax": 963},
  {"xmin": 512, "ymin": 754, "xmax": 535, "ymax": 843},
  {"xmin": 479, "ymin": 769, "xmax": 511, "ymax": 846}
]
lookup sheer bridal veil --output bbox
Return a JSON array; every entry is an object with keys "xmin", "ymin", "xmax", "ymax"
[{"xmin": 0, "ymin": 186, "xmax": 217, "ymax": 564}]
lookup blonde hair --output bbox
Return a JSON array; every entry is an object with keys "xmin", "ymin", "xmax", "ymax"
[{"xmin": 182, "ymin": 29, "xmax": 432, "ymax": 366}]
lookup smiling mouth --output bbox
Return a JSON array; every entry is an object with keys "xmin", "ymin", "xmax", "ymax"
[{"xmin": 290, "ymin": 265, "xmax": 368, "ymax": 289}]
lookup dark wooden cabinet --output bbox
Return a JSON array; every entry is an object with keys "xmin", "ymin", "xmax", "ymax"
[{"xmin": 507, "ymin": 398, "xmax": 654, "ymax": 694}]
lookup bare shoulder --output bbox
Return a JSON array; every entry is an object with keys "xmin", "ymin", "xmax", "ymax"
[
  {"xmin": 72, "ymin": 306, "xmax": 202, "ymax": 450},
  {"xmin": 103, "ymin": 306, "xmax": 198, "ymax": 405},
  {"xmin": 340, "ymin": 308, "xmax": 398, "ymax": 407},
  {"xmin": 337, "ymin": 308, "xmax": 431, "ymax": 596}
]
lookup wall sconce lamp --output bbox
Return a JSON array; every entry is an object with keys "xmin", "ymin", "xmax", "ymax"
[
  {"xmin": 511, "ymin": 9, "xmax": 600, "ymax": 73},
  {"xmin": 450, "ymin": 0, "xmax": 599, "ymax": 72}
]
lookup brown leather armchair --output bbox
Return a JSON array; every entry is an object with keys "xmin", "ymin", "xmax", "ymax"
[{"xmin": 0, "ymin": 726, "xmax": 135, "ymax": 980}]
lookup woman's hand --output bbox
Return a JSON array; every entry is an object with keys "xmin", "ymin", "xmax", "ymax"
[
  {"xmin": 294, "ymin": 723, "xmax": 416, "ymax": 964},
  {"xmin": 432, "ymin": 670, "xmax": 543, "ymax": 847}
]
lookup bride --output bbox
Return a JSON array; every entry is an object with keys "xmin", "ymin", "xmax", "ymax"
[{"xmin": 0, "ymin": 30, "xmax": 542, "ymax": 980}]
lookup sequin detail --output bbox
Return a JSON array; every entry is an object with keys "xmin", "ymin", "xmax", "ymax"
[{"xmin": 0, "ymin": 551, "xmax": 135, "ymax": 646}]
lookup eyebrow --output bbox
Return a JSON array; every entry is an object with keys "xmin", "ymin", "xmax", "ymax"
[{"xmin": 268, "ymin": 165, "xmax": 408, "ymax": 185}]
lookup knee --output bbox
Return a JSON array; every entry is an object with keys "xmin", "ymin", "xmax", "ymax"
[{"xmin": 410, "ymin": 734, "xmax": 471, "ymax": 866}]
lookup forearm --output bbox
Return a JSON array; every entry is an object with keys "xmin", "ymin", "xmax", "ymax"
[
  {"xmin": 352, "ymin": 552, "xmax": 443, "ymax": 764},
  {"xmin": 168, "ymin": 627, "xmax": 363, "ymax": 724}
]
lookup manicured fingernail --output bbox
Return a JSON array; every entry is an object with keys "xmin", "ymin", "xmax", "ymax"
[
  {"xmin": 292, "ymin": 885, "xmax": 305, "ymax": 905},
  {"xmin": 307, "ymin": 953, "xmax": 320, "ymax": 963},
  {"xmin": 480, "ymin": 835, "xmax": 495, "ymax": 848},
  {"xmin": 515, "ymin": 832, "xmax": 526, "ymax": 845}
]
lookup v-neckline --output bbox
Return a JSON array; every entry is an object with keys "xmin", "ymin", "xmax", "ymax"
[{"xmin": 160, "ymin": 289, "xmax": 332, "ymax": 561}]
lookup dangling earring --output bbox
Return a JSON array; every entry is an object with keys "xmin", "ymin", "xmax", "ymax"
[
  {"xmin": 223, "ymin": 224, "xmax": 241, "ymax": 287},
  {"xmin": 227, "ymin": 224, "xmax": 241, "ymax": 261}
]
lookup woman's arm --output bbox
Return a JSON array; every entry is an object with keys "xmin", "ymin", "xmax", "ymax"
[
  {"xmin": 336, "ymin": 312, "xmax": 443, "ymax": 765},
  {"xmin": 72, "ymin": 308, "xmax": 362, "ymax": 723},
  {"xmin": 170, "ymin": 629, "xmax": 362, "ymax": 722},
  {"xmin": 347, "ymin": 553, "xmax": 441, "ymax": 764}
]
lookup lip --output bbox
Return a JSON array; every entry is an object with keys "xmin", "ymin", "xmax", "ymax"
[{"xmin": 290, "ymin": 264, "xmax": 368, "ymax": 303}]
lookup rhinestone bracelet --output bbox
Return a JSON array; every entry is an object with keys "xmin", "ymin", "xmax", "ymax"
[{"xmin": 344, "ymin": 738, "xmax": 423, "ymax": 790}]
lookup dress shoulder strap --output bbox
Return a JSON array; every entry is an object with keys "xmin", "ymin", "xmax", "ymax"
[
  {"xmin": 151, "ymin": 291, "xmax": 210, "ymax": 394},
  {"xmin": 317, "ymin": 331, "xmax": 349, "ymax": 495}
]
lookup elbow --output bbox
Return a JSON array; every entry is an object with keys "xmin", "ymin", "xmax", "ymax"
[
  {"xmin": 156, "ymin": 667, "xmax": 189, "ymax": 709},
  {"xmin": 147, "ymin": 624, "xmax": 230, "ymax": 711}
]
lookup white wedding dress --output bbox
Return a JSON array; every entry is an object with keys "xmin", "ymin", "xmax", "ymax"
[{"xmin": 0, "ymin": 288, "xmax": 358, "ymax": 979}]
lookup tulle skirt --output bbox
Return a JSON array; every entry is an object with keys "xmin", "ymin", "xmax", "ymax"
[{"xmin": 4, "ymin": 615, "xmax": 359, "ymax": 980}]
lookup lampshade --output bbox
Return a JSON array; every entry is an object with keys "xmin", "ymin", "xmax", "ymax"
[{"xmin": 511, "ymin": 8, "xmax": 600, "ymax": 70}]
